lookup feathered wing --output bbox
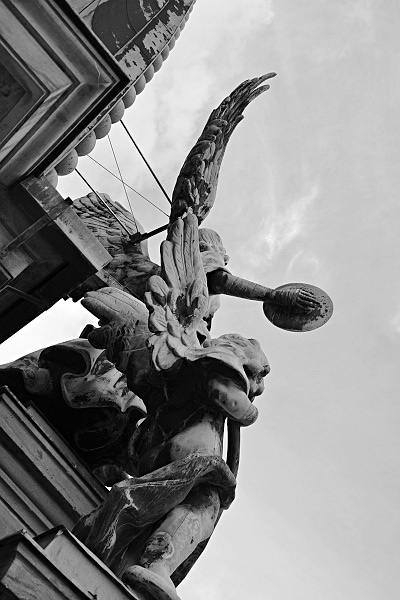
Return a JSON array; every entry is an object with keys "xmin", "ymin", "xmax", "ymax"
[
  {"xmin": 72, "ymin": 192, "xmax": 160, "ymax": 300},
  {"xmin": 81, "ymin": 287, "xmax": 151, "ymax": 392},
  {"xmin": 170, "ymin": 73, "xmax": 276, "ymax": 224},
  {"xmin": 73, "ymin": 192, "xmax": 140, "ymax": 256},
  {"xmin": 144, "ymin": 211, "xmax": 209, "ymax": 371}
]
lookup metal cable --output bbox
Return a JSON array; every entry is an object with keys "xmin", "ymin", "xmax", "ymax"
[
  {"xmin": 87, "ymin": 155, "xmax": 169, "ymax": 217},
  {"xmin": 120, "ymin": 119, "xmax": 172, "ymax": 206},
  {"xmin": 107, "ymin": 134, "xmax": 138, "ymax": 232},
  {"xmin": 75, "ymin": 169, "xmax": 133, "ymax": 237}
]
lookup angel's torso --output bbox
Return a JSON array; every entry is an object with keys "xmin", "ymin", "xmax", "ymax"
[{"xmin": 136, "ymin": 396, "xmax": 226, "ymax": 477}]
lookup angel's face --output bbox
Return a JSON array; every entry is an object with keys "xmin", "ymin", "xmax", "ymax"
[
  {"xmin": 241, "ymin": 339, "xmax": 270, "ymax": 399},
  {"xmin": 210, "ymin": 334, "xmax": 270, "ymax": 399},
  {"xmin": 198, "ymin": 228, "xmax": 229, "ymax": 265}
]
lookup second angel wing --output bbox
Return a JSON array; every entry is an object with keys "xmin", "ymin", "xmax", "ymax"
[
  {"xmin": 170, "ymin": 73, "xmax": 276, "ymax": 224},
  {"xmin": 144, "ymin": 211, "xmax": 209, "ymax": 371}
]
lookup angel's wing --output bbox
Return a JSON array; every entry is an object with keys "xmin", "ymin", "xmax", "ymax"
[
  {"xmin": 73, "ymin": 192, "xmax": 141, "ymax": 256},
  {"xmin": 73, "ymin": 193, "xmax": 160, "ymax": 300},
  {"xmin": 170, "ymin": 73, "xmax": 276, "ymax": 224},
  {"xmin": 81, "ymin": 287, "xmax": 151, "ymax": 376},
  {"xmin": 144, "ymin": 211, "xmax": 209, "ymax": 371}
]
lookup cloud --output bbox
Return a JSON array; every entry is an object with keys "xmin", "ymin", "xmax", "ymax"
[
  {"xmin": 344, "ymin": 0, "xmax": 374, "ymax": 26},
  {"xmin": 261, "ymin": 184, "xmax": 319, "ymax": 260},
  {"xmin": 205, "ymin": 0, "xmax": 275, "ymax": 40},
  {"xmin": 286, "ymin": 250, "xmax": 303, "ymax": 272},
  {"xmin": 62, "ymin": 1, "xmax": 279, "ymax": 232},
  {"xmin": 286, "ymin": 250, "xmax": 321, "ymax": 279},
  {"xmin": 312, "ymin": 1, "xmax": 376, "ymax": 65},
  {"xmin": 120, "ymin": 0, "xmax": 276, "ymax": 193},
  {"xmin": 390, "ymin": 308, "xmax": 400, "ymax": 334}
]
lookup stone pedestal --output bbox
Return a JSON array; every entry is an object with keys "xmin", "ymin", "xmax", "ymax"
[{"xmin": 0, "ymin": 528, "xmax": 141, "ymax": 600}]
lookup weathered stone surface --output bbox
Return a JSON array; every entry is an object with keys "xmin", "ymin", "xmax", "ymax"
[
  {"xmin": 0, "ymin": 63, "xmax": 24, "ymax": 121},
  {"xmin": 58, "ymin": 1, "xmax": 197, "ymax": 170},
  {"xmin": 0, "ymin": 76, "xmax": 334, "ymax": 600},
  {"xmin": 75, "ymin": 131, "xmax": 97, "ymax": 157},
  {"xmin": 0, "ymin": 528, "xmax": 141, "ymax": 600},
  {"xmin": 0, "ymin": 531, "xmax": 92, "ymax": 600},
  {"xmin": 37, "ymin": 527, "xmax": 141, "ymax": 600},
  {"xmin": 0, "ymin": 0, "xmax": 129, "ymax": 187},
  {"xmin": 55, "ymin": 149, "xmax": 79, "ymax": 175},
  {"xmin": 69, "ymin": 77, "xmax": 328, "ymax": 330},
  {"xmin": 170, "ymin": 74, "xmax": 276, "ymax": 224},
  {"xmin": 67, "ymin": 78, "xmax": 333, "ymax": 599},
  {"xmin": 74, "ymin": 212, "xmax": 271, "ymax": 599},
  {"xmin": 94, "ymin": 114, "xmax": 112, "ymax": 139},
  {"xmin": 88, "ymin": 0, "xmax": 196, "ymax": 81},
  {"xmin": 0, "ymin": 339, "xmax": 147, "ymax": 483},
  {"xmin": 0, "ymin": 387, "xmax": 107, "ymax": 539},
  {"xmin": 0, "ymin": 176, "xmax": 111, "ymax": 342},
  {"xmin": 263, "ymin": 282, "xmax": 334, "ymax": 332}
]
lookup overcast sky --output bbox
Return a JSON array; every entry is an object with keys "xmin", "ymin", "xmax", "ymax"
[{"xmin": 1, "ymin": 1, "xmax": 400, "ymax": 599}]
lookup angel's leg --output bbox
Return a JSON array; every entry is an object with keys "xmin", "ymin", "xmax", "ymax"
[{"xmin": 123, "ymin": 484, "xmax": 220, "ymax": 599}]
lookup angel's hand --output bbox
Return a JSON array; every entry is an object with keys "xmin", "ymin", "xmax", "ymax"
[{"xmin": 267, "ymin": 288, "xmax": 321, "ymax": 313}]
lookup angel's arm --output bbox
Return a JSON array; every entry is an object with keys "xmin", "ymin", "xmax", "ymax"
[{"xmin": 207, "ymin": 270, "xmax": 320, "ymax": 312}]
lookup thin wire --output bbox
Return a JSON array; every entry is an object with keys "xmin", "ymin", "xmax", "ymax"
[
  {"xmin": 78, "ymin": 0, "xmax": 101, "ymax": 14},
  {"xmin": 87, "ymin": 155, "xmax": 169, "ymax": 217},
  {"xmin": 75, "ymin": 169, "xmax": 133, "ymax": 237},
  {"xmin": 120, "ymin": 119, "xmax": 172, "ymax": 206},
  {"xmin": 107, "ymin": 134, "xmax": 138, "ymax": 232}
]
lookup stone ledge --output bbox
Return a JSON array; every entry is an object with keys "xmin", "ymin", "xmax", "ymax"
[
  {"xmin": 0, "ymin": 387, "xmax": 107, "ymax": 538},
  {"xmin": 0, "ymin": 528, "xmax": 141, "ymax": 600},
  {"xmin": 0, "ymin": 0, "xmax": 130, "ymax": 187}
]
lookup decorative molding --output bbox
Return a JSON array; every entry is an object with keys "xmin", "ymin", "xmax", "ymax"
[
  {"xmin": 0, "ymin": 531, "xmax": 93, "ymax": 600},
  {"xmin": 0, "ymin": 528, "xmax": 141, "ymax": 600},
  {"xmin": 0, "ymin": 0, "xmax": 130, "ymax": 187},
  {"xmin": 0, "ymin": 176, "xmax": 112, "ymax": 342},
  {"xmin": 0, "ymin": 387, "xmax": 107, "ymax": 538},
  {"xmin": 92, "ymin": 0, "xmax": 196, "ymax": 80},
  {"xmin": 37, "ymin": 527, "xmax": 141, "ymax": 600}
]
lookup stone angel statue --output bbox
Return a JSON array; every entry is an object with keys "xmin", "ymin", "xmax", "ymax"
[
  {"xmin": 73, "ymin": 74, "xmax": 329, "ymax": 332},
  {"xmin": 73, "ymin": 210, "xmax": 271, "ymax": 600},
  {"xmin": 68, "ymin": 74, "xmax": 331, "ymax": 597},
  {"xmin": 0, "ymin": 74, "xmax": 333, "ymax": 600}
]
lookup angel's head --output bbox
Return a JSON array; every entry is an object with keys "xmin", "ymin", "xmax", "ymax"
[
  {"xmin": 202, "ymin": 334, "xmax": 270, "ymax": 399},
  {"xmin": 198, "ymin": 228, "xmax": 229, "ymax": 266}
]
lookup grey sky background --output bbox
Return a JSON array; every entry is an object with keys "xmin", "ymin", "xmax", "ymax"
[{"xmin": 1, "ymin": 1, "xmax": 399, "ymax": 598}]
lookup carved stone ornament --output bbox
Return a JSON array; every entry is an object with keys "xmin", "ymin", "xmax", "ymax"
[
  {"xmin": 0, "ymin": 76, "xmax": 333, "ymax": 600},
  {"xmin": 0, "ymin": 0, "xmax": 130, "ymax": 187}
]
